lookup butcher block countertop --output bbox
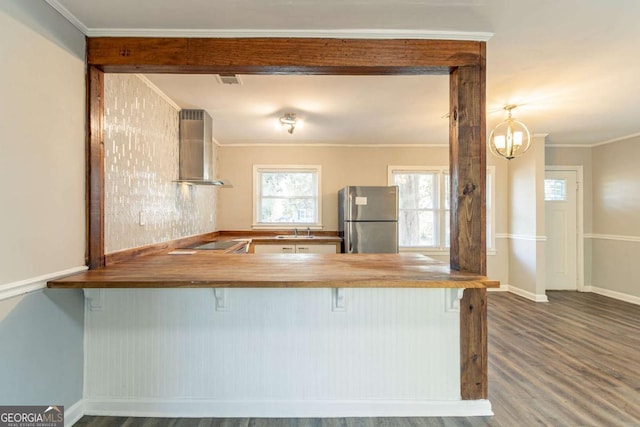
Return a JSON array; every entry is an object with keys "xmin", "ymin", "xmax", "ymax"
[{"xmin": 47, "ymin": 252, "xmax": 496, "ymax": 289}]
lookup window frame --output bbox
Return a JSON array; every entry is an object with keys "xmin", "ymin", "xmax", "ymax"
[
  {"xmin": 388, "ymin": 165, "xmax": 495, "ymax": 254},
  {"xmin": 252, "ymin": 164, "xmax": 323, "ymax": 229}
]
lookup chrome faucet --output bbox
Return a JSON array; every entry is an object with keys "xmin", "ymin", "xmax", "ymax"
[
  {"xmin": 307, "ymin": 227, "xmax": 311, "ymax": 237},
  {"xmin": 294, "ymin": 227, "xmax": 298, "ymax": 237}
]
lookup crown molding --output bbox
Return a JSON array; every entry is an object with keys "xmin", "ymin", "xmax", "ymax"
[
  {"xmin": 546, "ymin": 144, "xmax": 594, "ymax": 148},
  {"xmin": 82, "ymin": 28, "xmax": 493, "ymax": 40},
  {"xmin": 135, "ymin": 75, "xmax": 181, "ymax": 111},
  {"xmin": 41, "ymin": 4, "xmax": 494, "ymax": 41},
  {"xmin": 44, "ymin": 0, "xmax": 89, "ymax": 34},
  {"xmin": 591, "ymin": 131, "xmax": 640, "ymax": 147},
  {"xmin": 547, "ymin": 131, "xmax": 640, "ymax": 149}
]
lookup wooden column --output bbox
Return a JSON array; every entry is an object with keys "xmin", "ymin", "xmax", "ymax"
[
  {"xmin": 87, "ymin": 65, "xmax": 105, "ymax": 269},
  {"xmin": 450, "ymin": 60, "xmax": 487, "ymax": 400}
]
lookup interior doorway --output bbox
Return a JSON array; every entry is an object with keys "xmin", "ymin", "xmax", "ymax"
[{"xmin": 544, "ymin": 167, "xmax": 583, "ymax": 290}]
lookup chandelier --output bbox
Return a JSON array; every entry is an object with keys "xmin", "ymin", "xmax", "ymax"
[{"xmin": 488, "ymin": 105, "xmax": 531, "ymax": 160}]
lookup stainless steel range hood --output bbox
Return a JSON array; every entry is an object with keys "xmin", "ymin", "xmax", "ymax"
[{"xmin": 175, "ymin": 109, "xmax": 232, "ymax": 187}]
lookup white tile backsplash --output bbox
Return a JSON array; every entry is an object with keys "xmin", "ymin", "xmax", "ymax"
[{"xmin": 104, "ymin": 74, "xmax": 217, "ymax": 253}]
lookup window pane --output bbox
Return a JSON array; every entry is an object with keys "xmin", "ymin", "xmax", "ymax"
[
  {"xmin": 393, "ymin": 173, "xmax": 435, "ymax": 209},
  {"xmin": 444, "ymin": 174, "xmax": 450, "ymax": 210},
  {"xmin": 260, "ymin": 197, "xmax": 316, "ymax": 223},
  {"xmin": 261, "ymin": 172, "xmax": 315, "ymax": 197},
  {"xmin": 544, "ymin": 179, "xmax": 566, "ymax": 201},
  {"xmin": 256, "ymin": 168, "xmax": 320, "ymax": 224},
  {"xmin": 398, "ymin": 210, "xmax": 436, "ymax": 247},
  {"xmin": 444, "ymin": 213, "xmax": 450, "ymax": 248}
]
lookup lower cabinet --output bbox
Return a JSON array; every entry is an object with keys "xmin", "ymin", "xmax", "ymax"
[
  {"xmin": 295, "ymin": 244, "xmax": 338, "ymax": 254},
  {"xmin": 253, "ymin": 243, "xmax": 338, "ymax": 254}
]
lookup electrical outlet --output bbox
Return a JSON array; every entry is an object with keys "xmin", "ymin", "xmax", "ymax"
[{"xmin": 139, "ymin": 211, "xmax": 146, "ymax": 226}]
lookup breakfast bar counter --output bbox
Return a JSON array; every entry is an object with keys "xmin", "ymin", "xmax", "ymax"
[
  {"xmin": 48, "ymin": 251, "xmax": 494, "ymax": 418},
  {"xmin": 47, "ymin": 252, "xmax": 494, "ymax": 289}
]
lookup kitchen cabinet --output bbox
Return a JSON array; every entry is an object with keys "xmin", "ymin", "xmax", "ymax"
[
  {"xmin": 252, "ymin": 243, "xmax": 338, "ymax": 254},
  {"xmin": 295, "ymin": 244, "xmax": 338, "ymax": 254}
]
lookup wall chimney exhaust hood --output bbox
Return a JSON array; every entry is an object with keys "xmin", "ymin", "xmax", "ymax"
[{"xmin": 175, "ymin": 109, "xmax": 232, "ymax": 187}]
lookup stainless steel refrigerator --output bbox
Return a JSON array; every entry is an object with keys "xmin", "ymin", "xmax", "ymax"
[{"xmin": 338, "ymin": 186, "xmax": 399, "ymax": 253}]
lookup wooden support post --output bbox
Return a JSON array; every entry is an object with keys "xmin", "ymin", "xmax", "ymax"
[
  {"xmin": 87, "ymin": 65, "xmax": 105, "ymax": 269},
  {"xmin": 450, "ymin": 59, "xmax": 488, "ymax": 400},
  {"xmin": 460, "ymin": 287, "xmax": 488, "ymax": 399},
  {"xmin": 449, "ymin": 64, "xmax": 486, "ymax": 276}
]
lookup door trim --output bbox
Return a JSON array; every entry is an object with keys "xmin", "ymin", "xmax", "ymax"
[{"xmin": 545, "ymin": 166, "xmax": 584, "ymax": 291}]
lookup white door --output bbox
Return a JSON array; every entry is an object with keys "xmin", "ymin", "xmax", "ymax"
[{"xmin": 545, "ymin": 170, "xmax": 578, "ymax": 290}]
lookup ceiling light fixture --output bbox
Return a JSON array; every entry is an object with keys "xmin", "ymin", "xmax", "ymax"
[
  {"xmin": 488, "ymin": 104, "xmax": 531, "ymax": 160},
  {"xmin": 279, "ymin": 113, "xmax": 297, "ymax": 134}
]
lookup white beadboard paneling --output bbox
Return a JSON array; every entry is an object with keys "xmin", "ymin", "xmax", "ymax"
[{"xmin": 85, "ymin": 288, "xmax": 461, "ymax": 411}]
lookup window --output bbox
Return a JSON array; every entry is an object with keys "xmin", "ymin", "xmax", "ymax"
[
  {"xmin": 253, "ymin": 165, "xmax": 322, "ymax": 227},
  {"xmin": 388, "ymin": 166, "xmax": 495, "ymax": 251},
  {"xmin": 544, "ymin": 179, "xmax": 566, "ymax": 201}
]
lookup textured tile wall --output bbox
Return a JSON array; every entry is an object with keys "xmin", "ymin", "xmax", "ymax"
[{"xmin": 104, "ymin": 74, "xmax": 217, "ymax": 253}]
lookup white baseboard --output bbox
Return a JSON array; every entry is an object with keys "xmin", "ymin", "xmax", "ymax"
[
  {"xmin": 505, "ymin": 285, "xmax": 548, "ymax": 302},
  {"xmin": 487, "ymin": 285, "xmax": 509, "ymax": 292},
  {"xmin": 583, "ymin": 286, "xmax": 640, "ymax": 306},
  {"xmin": 83, "ymin": 398, "xmax": 493, "ymax": 418},
  {"xmin": 65, "ymin": 399, "xmax": 85, "ymax": 427}
]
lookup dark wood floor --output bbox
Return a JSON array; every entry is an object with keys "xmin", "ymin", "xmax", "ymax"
[{"xmin": 74, "ymin": 291, "xmax": 640, "ymax": 427}]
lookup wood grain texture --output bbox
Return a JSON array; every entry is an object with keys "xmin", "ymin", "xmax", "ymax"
[
  {"xmin": 105, "ymin": 232, "xmax": 341, "ymax": 264},
  {"xmin": 47, "ymin": 253, "xmax": 493, "ymax": 289},
  {"xmin": 87, "ymin": 37, "xmax": 485, "ymax": 74},
  {"xmin": 105, "ymin": 232, "xmax": 220, "ymax": 265},
  {"xmin": 449, "ymin": 64, "xmax": 486, "ymax": 276},
  {"xmin": 87, "ymin": 66, "xmax": 105, "ymax": 269},
  {"xmin": 449, "ymin": 61, "xmax": 487, "ymax": 403},
  {"xmin": 72, "ymin": 292, "xmax": 640, "ymax": 427},
  {"xmin": 460, "ymin": 288, "xmax": 488, "ymax": 400}
]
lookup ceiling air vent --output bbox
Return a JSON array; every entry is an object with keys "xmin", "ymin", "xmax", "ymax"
[{"xmin": 216, "ymin": 74, "xmax": 242, "ymax": 85}]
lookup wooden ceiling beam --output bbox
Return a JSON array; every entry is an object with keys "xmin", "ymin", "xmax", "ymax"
[{"xmin": 87, "ymin": 37, "xmax": 485, "ymax": 74}]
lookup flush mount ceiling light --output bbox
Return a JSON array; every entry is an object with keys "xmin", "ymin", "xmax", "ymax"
[
  {"xmin": 489, "ymin": 104, "xmax": 532, "ymax": 160},
  {"xmin": 279, "ymin": 113, "xmax": 297, "ymax": 134}
]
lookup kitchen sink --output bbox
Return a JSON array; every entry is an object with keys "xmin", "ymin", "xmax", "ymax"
[{"xmin": 275, "ymin": 235, "xmax": 317, "ymax": 239}]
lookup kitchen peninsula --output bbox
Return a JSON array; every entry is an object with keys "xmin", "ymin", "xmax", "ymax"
[
  {"xmin": 48, "ymin": 247, "xmax": 495, "ymax": 417},
  {"xmin": 72, "ymin": 36, "xmax": 491, "ymax": 419},
  {"xmin": 48, "ymin": 251, "xmax": 491, "ymax": 289}
]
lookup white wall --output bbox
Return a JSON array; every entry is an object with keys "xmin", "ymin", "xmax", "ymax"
[
  {"xmin": 507, "ymin": 136, "xmax": 547, "ymax": 300},
  {"xmin": 547, "ymin": 140, "xmax": 640, "ymax": 302},
  {"xmin": 0, "ymin": 2, "xmax": 85, "ymax": 284},
  {"xmin": 0, "ymin": 0, "xmax": 86, "ymax": 421},
  {"xmin": 590, "ymin": 136, "xmax": 640, "ymax": 300}
]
